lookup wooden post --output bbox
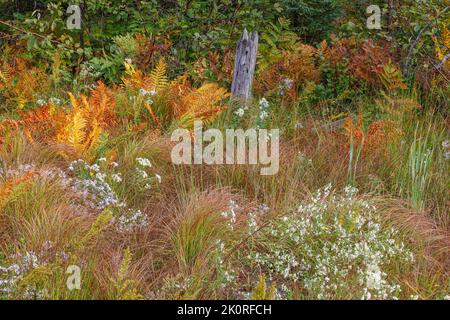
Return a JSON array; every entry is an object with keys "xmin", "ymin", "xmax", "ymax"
[
  {"xmin": 387, "ymin": 0, "xmax": 394, "ymax": 30},
  {"xmin": 231, "ymin": 29, "xmax": 258, "ymax": 103}
]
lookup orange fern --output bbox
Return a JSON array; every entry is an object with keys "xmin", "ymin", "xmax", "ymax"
[
  {"xmin": 0, "ymin": 58, "xmax": 50, "ymax": 109},
  {"xmin": 174, "ymin": 83, "xmax": 230, "ymax": 128},
  {"xmin": 87, "ymin": 81, "xmax": 118, "ymax": 129}
]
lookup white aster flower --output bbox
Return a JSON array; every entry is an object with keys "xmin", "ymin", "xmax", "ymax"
[{"xmin": 136, "ymin": 157, "xmax": 152, "ymax": 167}]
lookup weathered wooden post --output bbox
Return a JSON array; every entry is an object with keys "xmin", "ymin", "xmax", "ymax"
[{"xmin": 231, "ymin": 29, "xmax": 258, "ymax": 103}]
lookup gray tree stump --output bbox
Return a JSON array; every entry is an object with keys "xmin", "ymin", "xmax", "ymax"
[{"xmin": 231, "ymin": 29, "xmax": 258, "ymax": 103}]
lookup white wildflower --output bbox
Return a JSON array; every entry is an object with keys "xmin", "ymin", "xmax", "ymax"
[
  {"xmin": 112, "ymin": 173, "xmax": 122, "ymax": 183},
  {"xmin": 136, "ymin": 157, "xmax": 152, "ymax": 167},
  {"xmin": 259, "ymin": 98, "xmax": 269, "ymax": 109},
  {"xmin": 36, "ymin": 98, "xmax": 47, "ymax": 106},
  {"xmin": 234, "ymin": 107, "xmax": 245, "ymax": 117},
  {"xmin": 366, "ymin": 263, "xmax": 382, "ymax": 290},
  {"xmin": 115, "ymin": 209, "xmax": 149, "ymax": 233}
]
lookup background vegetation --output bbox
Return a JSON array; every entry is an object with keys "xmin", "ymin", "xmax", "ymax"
[{"xmin": 0, "ymin": 0, "xmax": 448, "ymax": 300}]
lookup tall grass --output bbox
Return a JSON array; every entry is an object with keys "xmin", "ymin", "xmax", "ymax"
[
  {"xmin": 396, "ymin": 125, "xmax": 434, "ymax": 210},
  {"xmin": 395, "ymin": 121, "xmax": 447, "ymax": 212},
  {"xmin": 347, "ymin": 131, "xmax": 363, "ymax": 186}
]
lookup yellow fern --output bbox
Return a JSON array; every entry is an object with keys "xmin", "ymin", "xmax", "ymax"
[
  {"xmin": 55, "ymin": 93, "xmax": 102, "ymax": 159},
  {"xmin": 84, "ymin": 120, "xmax": 101, "ymax": 149},
  {"xmin": 0, "ymin": 69, "xmax": 11, "ymax": 89},
  {"xmin": 122, "ymin": 59, "xmax": 168, "ymax": 92},
  {"xmin": 444, "ymin": 25, "xmax": 450, "ymax": 48},
  {"xmin": 148, "ymin": 58, "xmax": 168, "ymax": 92},
  {"xmin": 67, "ymin": 111, "xmax": 87, "ymax": 149},
  {"xmin": 123, "ymin": 61, "xmax": 146, "ymax": 89},
  {"xmin": 378, "ymin": 94, "xmax": 421, "ymax": 117}
]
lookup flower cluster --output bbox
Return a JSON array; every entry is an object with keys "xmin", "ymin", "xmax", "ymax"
[
  {"xmin": 221, "ymin": 200, "xmax": 238, "ymax": 231},
  {"xmin": 245, "ymin": 185, "xmax": 414, "ymax": 300},
  {"xmin": 0, "ymin": 241, "xmax": 68, "ymax": 299},
  {"xmin": 258, "ymin": 98, "xmax": 270, "ymax": 122},
  {"xmin": 139, "ymin": 89, "xmax": 157, "ymax": 104},
  {"xmin": 69, "ymin": 159, "xmax": 124, "ymax": 210},
  {"xmin": 0, "ymin": 163, "xmax": 35, "ymax": 177},
  {"xmin": 68, "ymin": 158, "xmax": 155, "ymax": 232},
  {"xmin": 79, "ymin": 62, "xmax": 102, "ymax": 80},
  {"xmin": 214, "ymin": 202, "xmax": 272, "ymax": 296},
  {"xmin": 115, "ymin": 208, "xmax": 150, "ymax": 233},
  {"xmin": 134, "ymin": 157, "xmax": 161, "ymax": 190},
  {"xmin": 247, "ymin": 204, "xmax": 270, "ymax": 235},
  {"xmin": 76, "ymin": 62, "xmax": 102, "ymax": 89},
  {"xmin": 36, "ymin": 97, "xmax": 61, "ymax": 107},
  {"xmin": 213, "ymin": 240, "xmax": 237, "ymax": 291},
  {"xmin": 0, "ymin": 251, "xmax": 41, "ymax": 298},
  {"xmin": 234, "ymin": 106, "xmax": 247, "ymax": 117},
  {"xmin": 278, "ymin": 78, "xmax": 293, "ymax": 96}
]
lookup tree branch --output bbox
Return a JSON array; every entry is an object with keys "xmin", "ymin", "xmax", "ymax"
[{"xmin": 0, "ymin": 19, "xmax": 75, "ymax": 51}]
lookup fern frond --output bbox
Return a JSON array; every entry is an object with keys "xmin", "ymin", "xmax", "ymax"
[
  {"xmin": 443, "ymin": 25, "xmax": 450, "ymax": 49},
  {"xmin": 148, "ymin": 58, "xmax": 168, "ymax": 92},
  {"xmin": 0, "ymin": 58, "xmax": 50, "ymax": 109},
  {"xmin": 0, "ymin": 69, "xmax": 11, "ymax": 88},
  {"xmin": 60, "ymin": 110, "xmax": 87, "ymax": 153},
  {"xmin": 82, "ymin": 120, "xmax": 102, "ymax": 160},
  {"xmin": 122, "ymin": 61, "xmax": 146, "ymax": 89},
  {"xmin": 88, "ymin": 81, "xmax": 117, "ymax": 128},
  {"xmin": 177, "ymin": 83, "xmax": 230, "ymax": 127},
  {"xmin": 379, "ymin": 61, "xmax": 407, "ymax": 91}
]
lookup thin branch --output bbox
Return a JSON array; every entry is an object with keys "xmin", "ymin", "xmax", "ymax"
[
  {"xmin": 0, "ymin": 19, "xmax": 75, "ymax": 51},
  {"xmin": 430, "ymin": 57, "xmax": 450, "ymax": 84},
  {"xmin": 403, "ymin": 6, "xmax": 449, "ymax": 74}
]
